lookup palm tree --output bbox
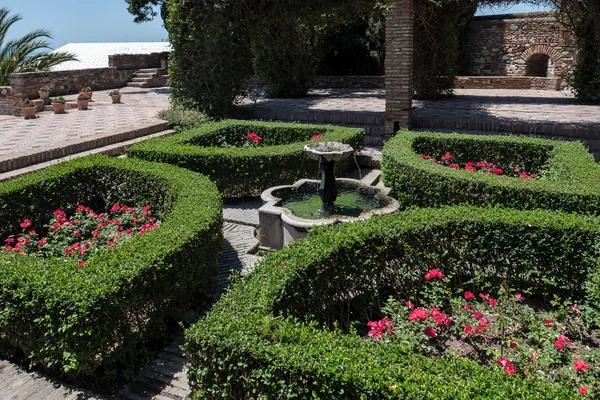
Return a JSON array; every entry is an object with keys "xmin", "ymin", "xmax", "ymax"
[{"xmin": 0, "ymin": 7, "xmax": 78, "ymax": 86}]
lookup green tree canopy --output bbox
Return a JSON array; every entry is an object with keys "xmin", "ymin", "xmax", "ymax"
[
  {"xmin": 125, "ymin": 0, "xmax": 167, "ymax": 23},
  {"xmin": 0, "ymin": 7, "xmax": 77, "ymax": 86}
]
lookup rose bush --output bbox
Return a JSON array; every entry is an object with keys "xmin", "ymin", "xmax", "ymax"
[
  {"xmin": 0, "ymin": 155, "xmax": 222, "ymax": 389},
  {"xmin": 382, "ymin": 131, "xmax": 600, "ymax": 214},
  {"xmin": 185, "ymin": 206, "xmax": 600, "ymax": 399},
  {"xmin": 369, "ymin": 269, "xmax": 599, "ymax": 397}
]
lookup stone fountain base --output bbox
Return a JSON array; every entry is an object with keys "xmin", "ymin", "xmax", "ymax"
[{"xmin": 258, "ymin": 178, "xmax": 400, "ymax": 251}]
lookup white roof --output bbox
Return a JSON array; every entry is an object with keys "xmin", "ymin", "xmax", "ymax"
[{"xmin": 50, "ymin": 42, "xmax": 171, "ymax": 71}]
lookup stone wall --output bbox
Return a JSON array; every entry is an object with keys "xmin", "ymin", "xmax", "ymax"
[
  {"xmin": 108, "ymin": 52, "xmax": 169, "ymax": 70},
  {"xmin": 454, "ymin": 76, "xmax": 562, "ymax": 90},
  {"xmin": 461, "ymin": 12, "xmax": 577, "ymax": 82},
  {"xmin": 0, "ymin": 87, "xmax": 13, "ymax": 115},
  {"xmin": 312, "ymin": 76, "xmax": 384, "ymax": 89},
  {"xmin": 7, "ymin": 68, "xmax": 134, "ymax": 114}
]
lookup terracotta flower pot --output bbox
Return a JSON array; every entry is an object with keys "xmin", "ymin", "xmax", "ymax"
[
  {"xmin": 77, "ymin": 99, "xmax": 90, "ymax": 110},
  {"xmin": 38, "ymin": 91, "xmax": 50, "ymax": 105},
  {"xmin": 52, "ymin": 103, "xmax": 66, "ymax": 114},
  {"xmin": 22, "ymin": 107, "xmax": 37, "ymax": 119},
  {"xmin": 111, "ymin": 94, "xmax": 122, "ymax": 104}
]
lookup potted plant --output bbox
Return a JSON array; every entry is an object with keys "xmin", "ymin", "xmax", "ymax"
[
  {"xmin": 77, "ymin": 93, "xmax": 91, "ymax": 110},
  {"xmin": 38, "ymin": 85, "xmax": 51, "ymax": 104},
  {"xmin": 108, "ymin": 89, "xmax": 122, "ymax": 104},
  {"xmin": 51, "ymin": 97, "xmax": 66, "ymax": 114},
  {"xmin": 80, "ymin": 87, "xmax": 93, "ymax": 101},
  {"xmin": 20, "ymin": 99, "xmax": 37, "ymax": 119}
]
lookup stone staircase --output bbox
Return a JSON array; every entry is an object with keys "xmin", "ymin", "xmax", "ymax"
[{"xmin": 128, "ymin": 69, "xmax": 168, "ymax": 89}]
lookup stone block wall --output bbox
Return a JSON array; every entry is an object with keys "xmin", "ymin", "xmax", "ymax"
[
  {"xmin": 108, "ymin": 52, "xmax": 169, "ymax": 70},
  {"xmin": 454, "ymin": 76, "xmax": 562, "ymax": 90},
  {"xmin": 461, "ymin": 12, "xmax": 577, "ymax": 83},
  {"xmin": 0, "ymin": 87, "xmax": 13, "ymax": 115},
  {"xmin": 7, "ymin": 68, "xmax": 134, "ymax": 114}
]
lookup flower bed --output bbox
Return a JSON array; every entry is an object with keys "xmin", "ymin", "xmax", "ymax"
[
  {"xmin": 126, "ymin": 120, "xmax": 365, "ymax": 199},
  {"xmin": 0, "ymin": 155, "xmax": 222, "ymax": 385},
  {"xmin": 185, "ymin": 206, "xmax": 600, "ymax": 399},
  {"xmin": 381, "ymin": 131, "xmax": 600, "ymax": 214}
]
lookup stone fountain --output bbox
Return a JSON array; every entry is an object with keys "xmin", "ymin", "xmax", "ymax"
[{"xmin": 258, "ymin": 142, "xmax": 399, "ymax": 250}]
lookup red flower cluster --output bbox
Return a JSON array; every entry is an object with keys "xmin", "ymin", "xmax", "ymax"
[
  {"xmin": 310, "ymin": 134, "xmax": 323, "ymax": 141},
  {"xmin": 367, "ymin": 317, "xmax": 394, "ymax": 341},
  {"xmin": 420, "ymin": 152, "xmax": 537, "ymax": 179},
  {"xmin": 424, "ymin": 268, "xmax": 443, "ymax": 280},
  {"xmin": 3, "ymin": 203, "xmax": 159, "ymax": 267},
  {"xmin": 247, "ymin": 132, "xmax": 263, "ymax": 144},
  {"xmin": 497, "ymin": 358, "xmax": 517, "ymax": 375}
]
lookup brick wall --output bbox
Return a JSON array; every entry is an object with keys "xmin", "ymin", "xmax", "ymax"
[
  {"xmin": 108, "ymin": 52, "xmax": 169, "ymax": 70},
  {"xmin": 461, "ymin": 12, "xmax": 576, "ymax": 84},
  {"xmin": 385, "ymin": 0, "xmax": 414, "ymax": 136},
  {"xmin": 454, "ymin": 76, "xmax": 562, "ymax": 90},
  {"xmin": 7, "ymin": 68, "xmax": 134, "ymax": 114}
]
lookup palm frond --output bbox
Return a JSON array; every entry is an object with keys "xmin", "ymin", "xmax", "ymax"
[{"xmin": 23, "ymin": 51, "xmax": 78, "ymax": 71}]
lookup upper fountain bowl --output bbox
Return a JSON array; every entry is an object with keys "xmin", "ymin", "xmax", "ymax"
[{"xmin": 304, "ymin": 142, "xmax": 355, "ymax": 162}]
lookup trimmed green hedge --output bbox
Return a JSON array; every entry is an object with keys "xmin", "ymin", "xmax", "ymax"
[
  {"xmin": 126, "ymin": 120, "xmax": 365, "ymax": 199},
  {"xmin": 0, "ymin": 156, "xmax": 222, "ymax": 381},
  {"xmin": 382, "ymin": 131, "xmax": 600, "ymax": 214},
  {"xmin": 185, "ymin": 206, "xmax": 600, "ymax": 399}
]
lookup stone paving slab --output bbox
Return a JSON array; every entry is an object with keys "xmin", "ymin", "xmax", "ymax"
[
  {"xmin": 0, "ymin": 87, "xmax": 170, "ymax": 173},
  {"xmin": 0, "ymin": 359, "xmax": 104, "ymax": 400}
]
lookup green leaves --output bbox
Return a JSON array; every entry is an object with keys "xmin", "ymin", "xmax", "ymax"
[
  {"xmin": 185, "ymin": 206, "xmax": 599, "ymax": 399},
  {"xmin": 0, "ymin": 155, "xmax": 222, "ymax": 387},
  {"xmin": 382, "ymin": 131, "xmax": 600, "ymax": 215},
  {"xmin": 127, "ymin": 120, "xmax": 365, "ymax": 200}
]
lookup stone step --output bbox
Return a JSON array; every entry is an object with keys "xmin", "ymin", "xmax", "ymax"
[
  {"xmin": 131, "ymin": 77, "xmax": 154, "ymax": 83},
  {"xmin": 127, "ymin": 82, "xmax": 150, "ymax": 88},
  {"xmin": 137, "ymin": 68, "xmax": 161, "ymax": 73}
]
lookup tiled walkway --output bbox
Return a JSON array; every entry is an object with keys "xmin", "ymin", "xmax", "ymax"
[{"xmin": 0, "ymin": 87, "xmax": 170, "ymax": 173}]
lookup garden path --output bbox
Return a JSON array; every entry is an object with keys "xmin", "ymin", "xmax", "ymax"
[{"xmin": 0, "ymin": 87, "xmax": 171, "ymax": 175}]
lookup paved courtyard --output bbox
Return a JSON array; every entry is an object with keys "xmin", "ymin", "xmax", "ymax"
[
  {"xmin": 0, "ymin": 87, "xmax": 170, "ymax": 174},
  {"xmin": 240, "ymin": 88, "xmax": 600, "ymax": 148}
]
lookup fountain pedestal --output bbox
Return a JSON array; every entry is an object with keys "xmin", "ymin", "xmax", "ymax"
[{"xmin": 319, "ymin": 159, "xmax": 337, "ymax": 206}]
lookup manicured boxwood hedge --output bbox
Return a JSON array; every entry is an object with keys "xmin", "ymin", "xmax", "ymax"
[
  {"xmin": 185, "ymin": 206, "xmax": 600, "ymax": 399},
  {"xmin": 0, "ymin": 156, "xmax": 222, "ymax": 380},
  {"xmin": 381, "ymin": 131, "xmax": 600, "ymax": 214},
  {"xmin": 126, "ymin": 120, "xmax": 365, "ymax": 199}
]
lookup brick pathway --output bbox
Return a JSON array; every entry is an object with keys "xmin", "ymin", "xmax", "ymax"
[
  {"xmin": 238, "ymin": 88, "xmax": 600, "ymax": 150},
  {"xmin": 0, "ymin": 87, "xmax": 170, "ymax": 173}
]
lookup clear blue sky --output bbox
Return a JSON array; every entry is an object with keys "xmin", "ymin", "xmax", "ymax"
[
  {"xmin": 3, "ymin": 0, "xmax": 551, "ymax": 50},
  {"xmin": 3, "ymin": 0, "xmax": 167, "ymax": 49}
]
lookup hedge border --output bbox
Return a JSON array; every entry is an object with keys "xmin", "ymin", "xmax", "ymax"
[
  {"xmin": 185, "ymin": 206, "xmax": 600, "ymax": 399},
  {"xmin": 126, "ymin": 119, "xmax": 365, "ymax": 199},
  {"xmin": 0, "ymin": 155, "xmax": 223, "ymax": 379},
  {"xmin": 381, "ymin": 131, "xmax": 600, "ymax": 214}
]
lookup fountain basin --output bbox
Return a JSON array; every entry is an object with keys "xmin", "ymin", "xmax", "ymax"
[{"xmin": 259, "ymin": 179, "xmax": 400, "ymax": 250}]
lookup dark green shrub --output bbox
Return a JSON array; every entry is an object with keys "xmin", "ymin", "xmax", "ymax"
[
  {"xmin": 185, "ymin": 206, "xmax": 600, "ymax": 399},
  {"xmin": 127, "ymin": 120, "xmax": 365, "ymax": 199},
  {"xmin": 0, "ymin": 155, "xmax": 222, "ymax": 384},
  {"xmin": 382, "ymin": 131, "xmax": 600, "ymax": 214},
  {"xmin": 157, "ymin": 106, "xmax": 211, "ymax": 132}
]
